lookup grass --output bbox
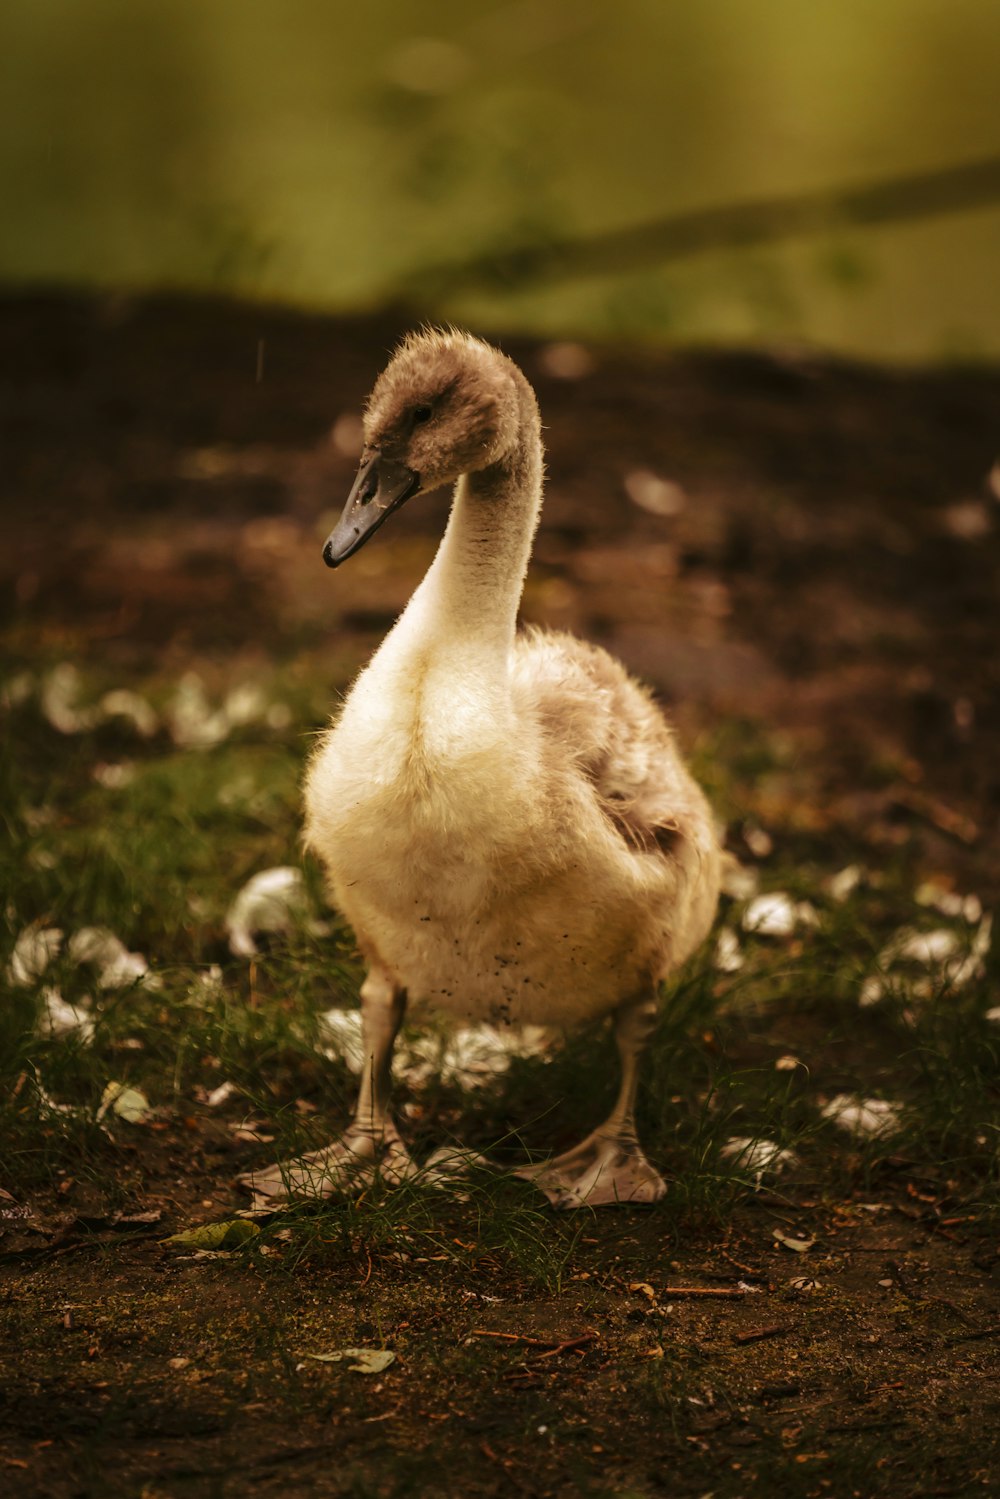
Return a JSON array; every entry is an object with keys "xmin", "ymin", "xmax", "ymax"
[
  {"xmin": 2, "ymin": 651, "xmax": 998, "ymax": 1497},
  {"xmin": 3, "ymin": 653, "xmax": 998, "ymax": 1210}
]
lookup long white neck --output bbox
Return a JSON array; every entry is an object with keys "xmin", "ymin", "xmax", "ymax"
[{"xmin": 403, "ymin": 369, "xmax": 544, "ymax": 659}]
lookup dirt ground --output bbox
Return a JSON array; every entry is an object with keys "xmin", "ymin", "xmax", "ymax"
[{"xmin": 1, "ymin": 292, "xmax": 999, "ymax": 1498}]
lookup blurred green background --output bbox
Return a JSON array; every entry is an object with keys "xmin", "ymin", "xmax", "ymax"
[{"xmin": 2, "ymin": 0, "xmax": 999, "ymax": 360}]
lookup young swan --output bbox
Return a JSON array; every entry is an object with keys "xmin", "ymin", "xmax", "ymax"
[{"xmin": 244, "ymin": 329, "xmax": 721, "ymax": 1208}]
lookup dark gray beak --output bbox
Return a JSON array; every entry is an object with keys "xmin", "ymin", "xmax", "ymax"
[{"xmin": 323, "ymin": 452, "xmax": 420, "ymax": 568}]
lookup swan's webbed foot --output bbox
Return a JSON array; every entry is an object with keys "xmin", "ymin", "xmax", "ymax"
[
  {"xmin": 237, "ymin": 1122, "xmax": 415, "ymax": 1205},
  {"xmin": 516, "ymin": 1128, "xmax": 666, "ymax": 1209}
]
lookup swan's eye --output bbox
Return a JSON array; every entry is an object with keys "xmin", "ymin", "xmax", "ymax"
[{"xmin": 412, "ymin": 404, "xmax": 432, "ymax": 424}]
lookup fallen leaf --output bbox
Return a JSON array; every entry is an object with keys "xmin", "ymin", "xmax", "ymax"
[
  {"xmin": 317, "ymin": 1011, "xmax": 551, "ymax": 1090},
  {"xmin": 714, "ymin": 928, "xmax": 744, "ymax": 973},
  {"xmin": 820, "ymin": 1094, "xmax": 902, "ymax": 1138},
  {"xmin": 743, "ymin": 892, "xmax": 796, "ymax": 936},
  {"xmin": 204, "ymin": 1081, "xmax": 237, "ymax": 1108},
  {"xmin": 743, "ymin": 824, "xmax": 773, "ymax": 858},
  {"xmin": 772, "ymin": 1227, "xmax": 815, "ymax": 1254},
  {"xmin": 163, "ymin": 1219, "xmax": 261, "ymax": 1250},
  {"xmin": 742, "ymin": 893, "xmax": 817, "ymax": 938},
  {"xmin": 304, "ymin": 1348, "xmax": 395, "ymax": 1374},
  {"xmin": 402, "ymin": 1023, "xmax": 551, "ymax": 1090},
  {"xmin": 69, "ymin": 927, "xmax": 153, "ymax": 990},
  {"xmin": 623, "ymin": 468, "xmax": 686, "ymax": 517},
  {"xmin": 169, "ymin": 672, "xmax": 231, "ymax": 748},
  {"xmin": 169, "ymin": 674, "xmax": 290, "ymax": 750},
  {"xmin": 38, "ymin": 665, "xmax": 160, "ymax": 738},
  {"xmin": 721, "ymin": 1136, "xmax": 798, "ymax": 1184},
  {"xmin": 7, "ymin": 925, "xmax": 64, "ymax": 986},
  {"xmin": 225, "ymin": 867, "xmax": 317, "ymax": 958},
  {"xmin": 915, "ymin": 881, "xmax": 982, "ymax": 924},
  {"xmin": 317, "ymin": 1007, "xmax": 365, "ymax": 1072},
  {"xmin": 220, "ymin": 682, "xmax": 269, "ymax": 729},
  {"xmin": 865, "ymin": 914, "xmax": 994, "ymax": 1005},
  {"xmin": 92, "ymin": 761, "xmax": 136, "ymax": 789},
  {"xmin": 894, "ymin": 927, "xmax": 963, "ymax": 965},
  {"xmin": 38, "ymin": 989, "xmax": 95, "ymax": 1044},
  {"xmin": 97, "ymin": 1083, "xmax": 152, "ymax": 1124},
  {"xmin": 824, "ymin": 865, "xmax": 863, "ymax": 902},
  {"xmin": 98, "ymin": 689, "xmax": 159, "ymax": 737},
  {"xmin": 40, "ymin": 664, "xmax": 95, "ymax": 734},
  {"xmin": 420, "ymin": 1145, "xmax": 491, "ymax": 1184}
]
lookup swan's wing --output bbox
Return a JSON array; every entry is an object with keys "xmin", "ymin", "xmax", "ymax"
[{"xmin": 511, "ymin": 628, "xmax": 699, "ymax": 850}]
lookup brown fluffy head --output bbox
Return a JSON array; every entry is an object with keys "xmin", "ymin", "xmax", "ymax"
[{"xmin": 363, "ymin": 329, "xmax": 521, "ymax": 494}]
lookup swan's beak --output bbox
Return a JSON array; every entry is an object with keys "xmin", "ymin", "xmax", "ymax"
[{"xmin": 323, "ymin": 452, "xmax": 421, "ymax": 568}]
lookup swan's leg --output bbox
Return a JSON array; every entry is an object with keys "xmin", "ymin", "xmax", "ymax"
[
  {"xmin": 239, "ymin": 968, "xmax": 414, "ymax": 1202},
  {"xmin": 517, "ymin": 992, "xmax": 666, "ymax": 1209}
]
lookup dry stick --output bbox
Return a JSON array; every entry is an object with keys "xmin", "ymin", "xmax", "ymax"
[
  {"xmin": 534, "ymin": 1335, "xmax": 597, "ymax": 1360},
  {"xmin": 720, "ymin": 1247, "xmax": 761, "ymax": 1277},
  {"xmin": 469, "ymin": 1329, "xmax": 597, "ymax": 1350},
  {"xmin": 469, "ymin": 1330, "xmax": 558, "ymax": 1347},
  {"xmin": 399, "ymin": 153, "xmax": 1000, "ymax": 297},
  {"xmin": 733, "ymin": 1324, "xmax": 791, "ymax": 1346}
]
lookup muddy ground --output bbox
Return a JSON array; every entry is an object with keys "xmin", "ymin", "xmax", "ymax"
[{"xmin": 1, "ymin": 292, "xmax": 998, "ymax": 1498}]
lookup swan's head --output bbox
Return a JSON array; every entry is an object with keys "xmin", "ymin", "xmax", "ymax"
[{"xmin": 323, "ymin": 329, "xmax": 520, "ymax": 567}]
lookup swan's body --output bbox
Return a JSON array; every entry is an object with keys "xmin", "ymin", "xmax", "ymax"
[
  {"xmin": 306, "ymin": 628, "xmax": 717, "ymax": 1028},
  {"xmin": 245, "ymin": 330, "xmax": 720, "ymax": 1208}
]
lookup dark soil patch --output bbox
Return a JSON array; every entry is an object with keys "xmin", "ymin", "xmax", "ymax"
[{"xmin": 3, "ymin": 1189, "xmax": 999, "ymax": 1498}]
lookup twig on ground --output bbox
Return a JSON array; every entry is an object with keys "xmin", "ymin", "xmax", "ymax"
[
  {"xmin": 733, "ymin": 1324, "xmax": 791, "ymax": 1345},
  {"xmin": 469, "ymin": 1329, "xmax": 598, "ymax": 1353},
  {"xmin": 534, "ymin": 1334, "xmax": 597, "ymax": 1360},
  {"xmin": 720, "ymin": 1247, "xmax": 762, "ymax": 1276}
]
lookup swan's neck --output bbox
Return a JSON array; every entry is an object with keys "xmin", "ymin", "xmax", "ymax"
[{"xmin": 409, "ymin": 370, "xmax": 543, "ymax": 656}]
